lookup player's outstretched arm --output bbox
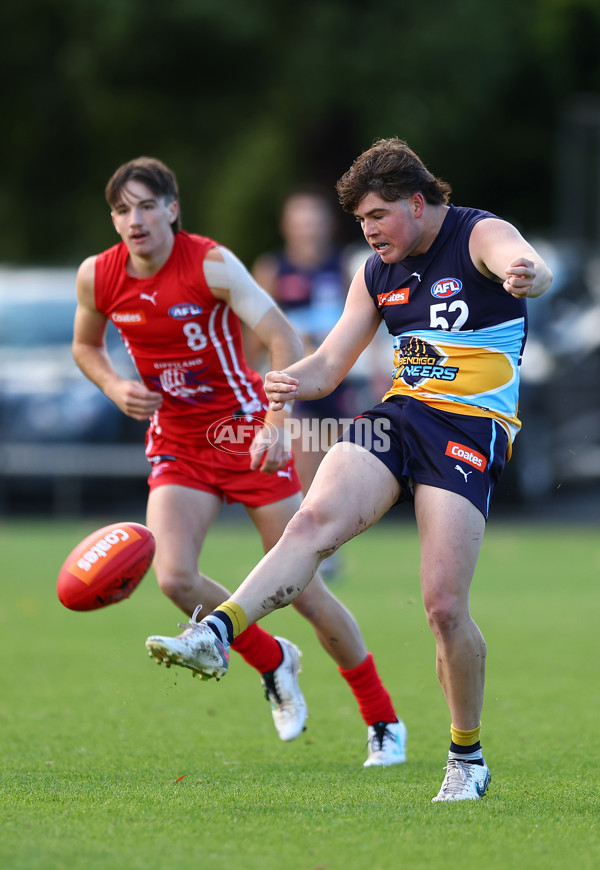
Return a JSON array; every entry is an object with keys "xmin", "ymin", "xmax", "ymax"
[{"xmin": 470, "ymin": 218, "xmax": 554, "ymax": 300}]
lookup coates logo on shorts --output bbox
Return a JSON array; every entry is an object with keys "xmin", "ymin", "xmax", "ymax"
[
  {"xmin": 206, "ymin": 415, "xmax": 279, "ymax": 456},
  {"xmin": 431, "ymin": 278, "xmax": 462, "ymax": 299},
  {"xmin": 445, "ymin": 441, "xmax": 488, "ymax": 471}
]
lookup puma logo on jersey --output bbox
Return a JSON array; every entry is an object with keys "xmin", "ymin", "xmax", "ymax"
[
  {"xmin": 140, "ymin": 290, "xmax": 158, "ymax": 305},
  {"xmin": 277, "ymin": 469, "xmax": 293, "ymax": 481}
]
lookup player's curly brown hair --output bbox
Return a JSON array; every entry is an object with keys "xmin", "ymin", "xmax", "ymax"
[{"xmin": 336, "ymin": 138, "xmax": 452, "ymax": 214}]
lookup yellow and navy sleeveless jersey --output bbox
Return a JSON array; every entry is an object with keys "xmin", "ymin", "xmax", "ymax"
[{"xmin": 364, "ymin": 205, "xmax": 528, "ymax": 444}]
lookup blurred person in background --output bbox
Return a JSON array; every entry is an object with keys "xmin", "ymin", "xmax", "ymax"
[
  {"xmin": 72, "ymin": 156, "xmax": 406, "ymax": 767},
  {"xmin": 251, "ymin": 190, "xmax": 379, "ymax": 578},
  {"xmin": 145, "ymin": 139, "xmax": 553, "ymax": 802}
]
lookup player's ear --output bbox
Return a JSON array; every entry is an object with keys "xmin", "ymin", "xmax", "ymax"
[
  {"xmin": 409, "ymin": 193, "xmax": 425, "ymax": 218},
  {"xmin": 167, "ymin": 200, "xmax": 179, "ymax": 223}
]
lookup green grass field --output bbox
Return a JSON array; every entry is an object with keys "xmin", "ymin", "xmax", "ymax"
[{"xmin": 1, "ymin": 514, "xmax": 599, "ymax": 870}]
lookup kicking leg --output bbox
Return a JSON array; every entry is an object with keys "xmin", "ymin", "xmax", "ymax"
[
  {"xmin": 237, "ymin": 442, "xmax": 401, "ymax": 624},
  {"xmin": 147, "ymin": 446, "xmax": 399, "ymax": 687},
  {"xmin": 246, "ymin": 444, "xmax": 406, "ymax": 764}
]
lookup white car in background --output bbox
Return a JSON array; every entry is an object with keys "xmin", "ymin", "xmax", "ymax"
[
  {"xmin": 0, "ymin": 266, "xmax": 140, "ymax": 444},
  {"xmin": 0, "ymin": 267, "xmax": 148, "ymax": 512}
]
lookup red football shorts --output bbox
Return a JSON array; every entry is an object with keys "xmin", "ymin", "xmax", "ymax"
[{"xmin": 146, "ymin": 443, "xmax": 302, "ymax": 508}]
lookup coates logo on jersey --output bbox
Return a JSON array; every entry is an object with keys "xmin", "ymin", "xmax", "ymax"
[
  {"xmin": 445, "ymin": 441, "xmax": 488, "ymax": 471},
  {"xmin": 377, "ymin": 287, "xmax": 410, "ymax": 307},
  {"xmin": 111, "ymin": 310, "xmax": 147, "ymax": 325},
  {"xmin": 169, "ymin": 303, "xmax": 203, "ymax": 320},
  {"xmin": 431, "ymin": 278, "xmax": 462, "ymax": 299}
]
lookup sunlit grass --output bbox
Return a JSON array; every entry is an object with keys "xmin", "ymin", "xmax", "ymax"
[{"xmin": 1, "ymin": 516, "xmax": 599, "ymax": 869}]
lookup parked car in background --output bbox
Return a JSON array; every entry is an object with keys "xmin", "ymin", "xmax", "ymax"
[
  {"xmin": 0, "ymin": 267, "xmax": 143, "ymax": 443},
  {"xmin": 0, "ymin": 267, "xmax": 148, "ymax": 514}
]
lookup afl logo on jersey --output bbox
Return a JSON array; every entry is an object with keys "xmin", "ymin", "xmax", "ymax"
[
  {"xmin": 169, "ymin": 303, "xmax": 203, "ymax": 320},
  {"xmin": 431, "ymin": 278, "xmax": 462, "ymax": 299}
]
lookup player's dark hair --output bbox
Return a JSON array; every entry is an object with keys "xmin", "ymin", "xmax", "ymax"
[
  {"xmin": 105, "ymin": 157, "xmax": 181, "ymax": 232},
  {"xmin": 336, "ymin": 138, "xmax": 452, "ymax": 213}
]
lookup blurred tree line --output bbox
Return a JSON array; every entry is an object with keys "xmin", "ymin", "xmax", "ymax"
[{"xmin": 2, "ymin": 0, "xmax": 600, "ymax": 267}]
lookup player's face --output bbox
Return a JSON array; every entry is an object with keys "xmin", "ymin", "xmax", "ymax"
[
  {"xmin": 280, "ymin": 195, "xmax": 334, "ymax": 247},
  {"xmin": 354, "ymin": 192, "xmax": 424, "ymax": 262},
  {"xmin": 110, "ymin": 180, "xmax": 178, "ymax": 259}
]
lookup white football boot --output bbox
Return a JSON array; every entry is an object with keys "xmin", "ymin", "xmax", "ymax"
[
  {"xmin": 363, "ymin": 720, "xmax": 407, "ymax": 767},
  {"xmin": 260, "ymin": 637, "xmax": 308, "ymax": 742},
  {"xmin": 145, "ymin": 605, "xmax": 229, "ymax": 680},
  {"xmin": 432, "ymin": 757, "xmax": 491, "ymax": 802}
]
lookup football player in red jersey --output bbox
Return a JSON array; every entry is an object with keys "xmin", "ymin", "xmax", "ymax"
[
  {"xmin": 73, "ymin": 156, "xmax": 405, "ymax": 764},
  {"xmin": 146, "ymin": 139, "xmax": 553, "ymax": 801}
]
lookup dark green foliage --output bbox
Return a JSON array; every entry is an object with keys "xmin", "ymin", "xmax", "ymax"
[{"xmin": 1, "ymin": 1, "xmax": 600, "ymax": 265}]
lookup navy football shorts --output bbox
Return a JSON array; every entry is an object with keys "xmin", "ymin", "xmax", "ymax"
[{"xmin": 339, "ymin": 395, "xmax": 509, "ymax": 520}]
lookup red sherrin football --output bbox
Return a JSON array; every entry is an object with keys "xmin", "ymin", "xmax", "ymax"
[{"xmin": 57, "ymin": 521, "xmax": 155, "ymax": 611}]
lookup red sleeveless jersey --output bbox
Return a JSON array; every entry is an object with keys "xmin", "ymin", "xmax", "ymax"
[{"xmin": 94, "ymin": 231, "xmax": 267, "ymax": 451}]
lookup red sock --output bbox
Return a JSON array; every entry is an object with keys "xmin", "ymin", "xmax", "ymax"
[
  {"xmin": 338, "ymin": 652, "xmax": 397, "ymax": 726},
  {"xmin": 230, "ymin": 623, "xmax": 283, "ymax": 673}
]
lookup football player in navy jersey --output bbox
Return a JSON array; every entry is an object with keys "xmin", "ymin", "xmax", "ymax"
[{"xmin": 146, "ymin": 139, "xmax": 553, "ymax": 802}]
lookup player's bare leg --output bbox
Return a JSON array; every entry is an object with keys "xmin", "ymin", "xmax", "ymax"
[
  {"xmin": 415, "ymin": 484, "xmax": 492, "ymax": 802},
  {"xmin": 246, "ymin": 445, "xmax": 406, "ymax": 767},
  {"xmin": 146, "ymin": 444, "xmax": 405, "ymax": 762},
  {"xmin": 247, "ymin": 492, "xmax": 368, "ymax": 670},
  {"xmin": 146, "ymin": 484, "xmax": 230, "ymax": 615},
  {"xmin": 414, "ymin": 484, "xmax": 486, "ymax": 730},
  {"xmin": 146, "ymin": 444, "xmax": 399, "ymax": 680},
  {"xmin": 234, "ymin": 442, "xmax": 400, "ymax": 625},
  {"xmin": 146, "ymin": 483, "xmax": 308, "ymax": 738}
]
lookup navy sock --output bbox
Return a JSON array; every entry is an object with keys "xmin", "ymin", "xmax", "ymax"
[
  {"xmin": 449, "ymin": 742, "xmax": 484, "ymax": 764},
  {"xmin": 204, "ymin": 612, "xmax": 234, "ymax": 646},
  {"xmin": 450, "ymin": 740, "xmax": 481, "ymax": 755}
]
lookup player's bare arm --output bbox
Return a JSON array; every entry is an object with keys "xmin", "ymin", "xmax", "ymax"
[
  {"xmin": 73, "ymin": 256, "xmax": 162, "ymax": 421},
  {"xmin": 469, "ymin": 218, "xmax": 554, "ymax": 300},
  {"xmin": 265, "ymin": 265, "xmax": 382, "ymax": 410},
  {"xmin": 246, "ymin": 305, "xmax": 305, "ymax": 472},
  {"xmin": 205, "ymin": 245, "xmax": 304, "ymax": 472}
]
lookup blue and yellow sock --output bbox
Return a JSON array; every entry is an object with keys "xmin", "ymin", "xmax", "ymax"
[
  {"xmin": 449, "ymin": 724, "xmax": 484, "ymax": 764},
  {"xmin": 204, "ymin": 600, "xmax": 248, "ymax": 647}
]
